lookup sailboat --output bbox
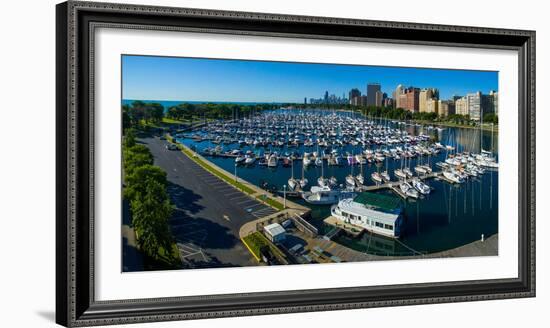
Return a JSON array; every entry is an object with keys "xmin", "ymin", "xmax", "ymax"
[
  {"xmin": 288, "ymin": 158, "xmax": 298, "ymax": 191},
  {"xmin": 299, "ymin": 161, "xmax": 308, "ymax": 189},
  {"xmin": 346, "ymin": 151, "xmax": 356, "ymax": 187},
  {"xmin": 317, "ymin": 157, "xmax": 329, "ymax": 188},
  {"xmin": 355, "ymin": 162, "xmax": 364, "ymax": 186},
  {"xmin": 302, "ymin": 152, "xmax": 312, "ymax": 167},
  {"xmin": 395, "ymin": 154, "xmax": 407, "ymax": 179},
  {"xmin": 403, "ymin": 154, "xmax": 414, "ymax": 178},
  {"xmin": 381, "ymin": 156, "xmax": 390, "ymax": 182}
]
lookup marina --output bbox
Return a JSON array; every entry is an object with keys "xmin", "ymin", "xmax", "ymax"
[{"xmin": 173, "ymin": 109, "xmax": 499, "ymax": 256}]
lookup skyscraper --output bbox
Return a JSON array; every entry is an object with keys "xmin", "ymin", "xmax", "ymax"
[
  {"xmin": 324, "ymin": 91, "xmax": 329, "ymax": 103},
  {"xmin": 366, "ymin": 83, "xmax": 381, "ymax": 107},
  {"xmin": 438, "ymin": 100, "xmax": 455, "ymax": 117},
  {"xmin": 349, "ymin": 88, "xmax": 361, "ymax": 106},
  {"xmin": 394, "ymin": 84, "xmax": 404, "ymax": 108},
  {"xmin": 482, "ymin": 90, "xmax": 499, "ymax": 116},
  {"xmin": 404, "ymin": 87, "xmax": 420, "ymax": 112},
  {"xmin": 455, "ymin": 96, "xmax": 469, "ymax": 116},
  {"xmin": 375, "ymin": 90, "xmax": 384, "ymax": 107},
  {"xmin": 467, "ymin": 91, "xmax": 482, "ymax": 121}
]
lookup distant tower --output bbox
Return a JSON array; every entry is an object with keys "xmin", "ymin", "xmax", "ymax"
[
  {"xmin": 366, "ymin": 83, "xmax": 381, "ymax": 106},
  {"xmin": 324, "ymin": 91, "xmax": 329, "ymax": 103},
  {"xmin": 304, "ymin": 97, "xmax": 307, "ymax": 105}
]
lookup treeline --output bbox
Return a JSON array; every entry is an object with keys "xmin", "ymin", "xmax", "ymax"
[
  {"xmin": 122, "ymin": 100, "xmax": 497, "ymax": 127},
  {"xmin": 123, "ymin": 101, "xmax": 164, "ymax": 130},
  {"xmin": 123, "ymin": 129, "xmax": 178, "ymax": 265},
  {"xmin": 166, "ymin": 103, "xmax": 279, "ymax": 121}
]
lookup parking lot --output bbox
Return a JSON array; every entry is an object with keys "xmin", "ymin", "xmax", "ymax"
[{"xmin": 142, "ymin": 136, "xmax": 278, "ymax": 268}]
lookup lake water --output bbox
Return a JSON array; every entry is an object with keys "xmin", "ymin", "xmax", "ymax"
[{"xmin": 176, "ymin": 110, "xmax": 498, "ymax": 256}]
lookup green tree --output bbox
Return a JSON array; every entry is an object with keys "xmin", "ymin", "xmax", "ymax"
[
  {"xmin": 124, "ymin": 164, "xmax": 167, "ymax": 200},
  {"xmin": 123, "ymin": 128, "xmax": 136, "ymax": 148},
  {"xmin": 130, "ymin": 179, "xmax": 174, "ymax": 259}
]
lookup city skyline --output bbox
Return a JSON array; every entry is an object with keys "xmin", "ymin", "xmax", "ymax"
[{"xmin": 122, "ymin": 55, "xmax": 499, "ymax": 103}]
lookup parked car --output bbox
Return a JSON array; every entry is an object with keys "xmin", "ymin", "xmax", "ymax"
[{"xmin": 165, "ymin": 144, "xmax": 178, "ymax": 151}]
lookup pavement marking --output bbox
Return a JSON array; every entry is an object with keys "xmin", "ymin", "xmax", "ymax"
[
  {"xmin": 226, "ymin": 192, "xmax": 244, "ymax": 198},
  {"xmin": 253, "ymin": 208, "xmax": 277, "ymax": 216},
  {"xmin": 245, "ymin": 203, "xmax": 265, "ymax": 211},
  {"xmin": 237, "ymin": 199, "xmax": 258, "ymax": 206},
  {"xmin": 229, "ymin": 196, "xmax": 249, "ymax": 202}
]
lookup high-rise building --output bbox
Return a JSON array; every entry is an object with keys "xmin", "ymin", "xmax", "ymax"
[
  {"xmin": 394, "ymin": 84, "xmax": 404, "ymax": 108},
  {"xmin": 375, "ymin": 90, "xmax": 384, "ymax": 107},
  {"xmin": 367, "ymin": 83, "xmax": 381, "ymax": 107},
  {"xmin": 404, "ymin": 87, "xmax": 420, "ymax": 112},
  {"xmin": 482, "ymin": 90, "xmax": 499, "ymax": 116},
  {"xmin": 426, "ymin": 98, "xmax": 439, "ymax": 114},
  {"xmin": 438, "ymin": 100, "xmax": 455, "ymax": 117},
  {"xmin": 455, "ymin": 96, "xmax": 469, "ymax": 116},
  {"xmin": 384, "ymin": 98, "xmax": 393, "ymax": 108},
  {"xmin": 419, "ymin": 88, "xmax": 439, "ymax": 113},
  {"xmin": 304, "ymin": 97, "xmax": 307, "ymax": 105},
  {"xmin": 398, "ymin": 93, "xmax": 408, "ymax": 110},
  {"xmin": 349, "ymin": 88, "xmax": 361, "ymax": 106},
  {"xmin": 467, "ymin": 91, "xmax": 482, "ymax": 121},
  {"xmin": 324, "ymin": 91, "xmax": 329, "ymax": 103},
  {"xmin": 359, "ymin": 95, "xmax": 368, "ymax": 107}
]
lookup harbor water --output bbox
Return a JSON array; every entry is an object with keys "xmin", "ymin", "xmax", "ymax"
[{"xmin": 176, "ymin": 109, "xmax": 499, "ymax": 256}]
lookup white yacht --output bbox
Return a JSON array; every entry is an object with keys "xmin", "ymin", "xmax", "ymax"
[
  {"xmin": 443, "ymin": 170, "xmax": 464, "ymax": 183},
  {"xmin": 371, "ymin": 172, "xmax": 383, "ymax": 184},
  {"xmin": 302, "ymin": 186, "xmax": 354, "ymax": 205},
  {"xmin": 235, "ymin": 155, "xmax": 246, "ymax": 164},
  {"xmin": 394, "ymin": 169, "xmax": 407, "ymax": 180},
  {"xmin": 267, "ymin": 154, "xmax": 278, "ymax": 168},
  {"xmin": 400, "ymin": 182, "xmax": 419, "ymax": 198},
  {"xmin": 412, "ymin": 178, "xmax": 431, "ymax": 195},
  {"xmin": 288, "ymin": 178, "xmax": 298, "ymax": 191},
  {"xmin": 302, "ymin": 152, "xmax": 312, "ymax": 167},
  {"xmin": 317, "ymin": 177, "xmax": 329, "ymax": 188}
]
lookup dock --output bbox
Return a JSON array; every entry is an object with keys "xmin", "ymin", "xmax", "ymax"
[{"xmin": 355, "ymin": 172, "xmax": 443, "ymax": 199}]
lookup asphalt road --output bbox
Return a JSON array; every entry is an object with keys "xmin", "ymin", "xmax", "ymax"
[{"xmin": 142, "ymin": 136, "xmax": 276, "ymax": 268}]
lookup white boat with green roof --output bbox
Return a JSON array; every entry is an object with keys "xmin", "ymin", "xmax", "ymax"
[{"xmin": 331, "ymin": 192, "xmax": 404, "ymax": 238}]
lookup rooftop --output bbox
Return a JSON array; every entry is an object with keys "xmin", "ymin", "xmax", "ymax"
[
  {"xmin": 353, "ymin": 192, "xmax": 402, "ymax": 212},
  {"xmin": 338, "ymin": 198, "xmax": 400, "ymax": 225},
  {"xmin": 264, "ymin": 223, "xmax": 285, "ymax": 236}
]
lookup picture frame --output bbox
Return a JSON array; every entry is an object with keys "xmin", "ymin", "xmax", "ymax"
[{"xmin": 56, "ymin": 1, "xmax": 536, "ymax": 326}]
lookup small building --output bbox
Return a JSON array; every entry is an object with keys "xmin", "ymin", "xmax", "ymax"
[
  {"xmin": 263, "ymin": 223, "xmax": 286, "ymax": 243},
  {"xmin": 331, "ymin": 193, "xmax": 404, "ymax": 238}
]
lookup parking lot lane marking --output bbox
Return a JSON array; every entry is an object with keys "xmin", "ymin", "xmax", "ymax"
[{"xmin": 237, "ymin": 198, "xmax": 257, "ymax": 205}]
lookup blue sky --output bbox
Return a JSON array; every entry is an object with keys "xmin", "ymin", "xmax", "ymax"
[{"xmin": 122, "ymin": 55, "xmax": 498, "ymax": 103}]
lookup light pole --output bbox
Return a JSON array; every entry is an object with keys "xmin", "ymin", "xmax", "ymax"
[
  {"xmin": 283, "ymin": 185, "xmax": 287, "ymax": 209},
  {"xmin": 234, "ymin": 163, "xmax": 238, "ymax": 183}
]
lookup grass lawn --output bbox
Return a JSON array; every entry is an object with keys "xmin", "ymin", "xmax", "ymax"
[
  {"xmin": 161, "ymin": 117, "xmax": 187, "ymax": 125},
  {"xmin": 242, "ymin": 232, "xmax": 286, "ymax": 262},
  {"xmin": 256, "ymin": 194, "xmax": 285, "ymax": 211}
]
